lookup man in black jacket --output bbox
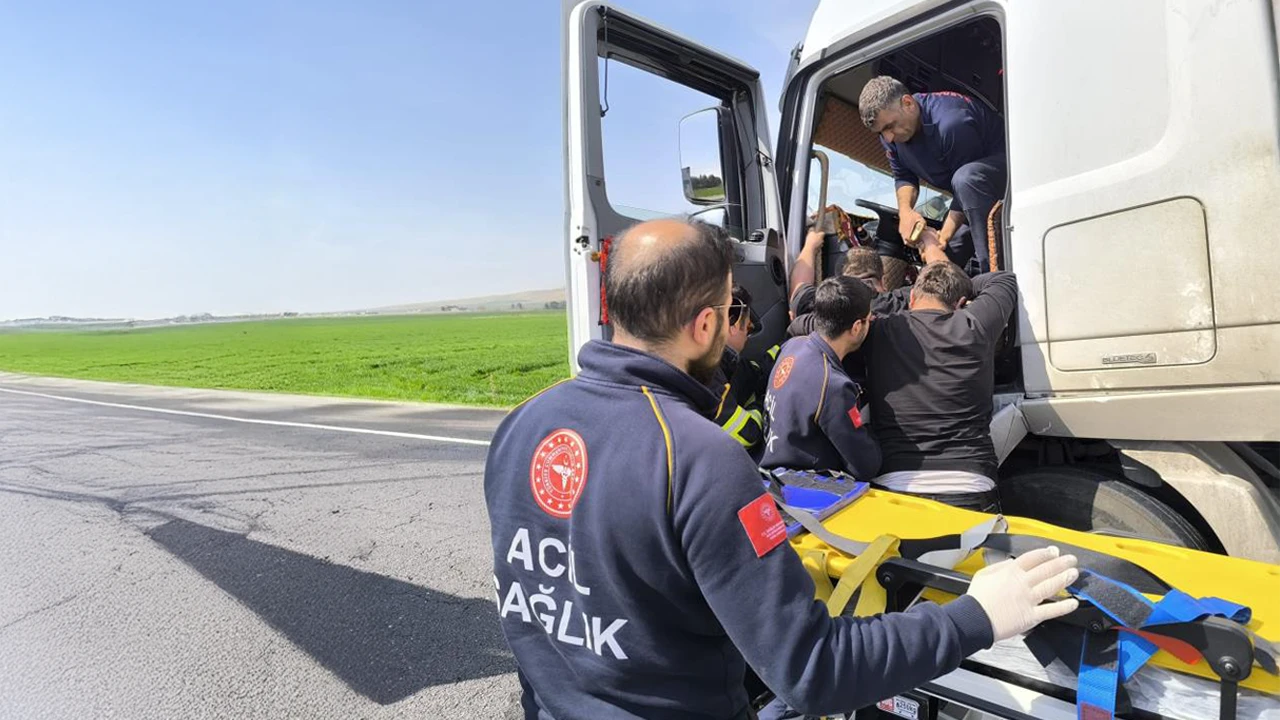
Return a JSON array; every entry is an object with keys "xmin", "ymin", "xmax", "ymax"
[{"xmin": 863, "ymin": 229, "xmax": 1018, "ymax": 512}]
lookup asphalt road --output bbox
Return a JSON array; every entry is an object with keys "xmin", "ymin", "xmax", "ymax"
[{"xmin": 0, "ymin": 373, "xmax": 519, "ymax": 719}]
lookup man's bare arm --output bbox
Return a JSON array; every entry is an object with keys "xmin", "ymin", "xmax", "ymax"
[
  {"xmin": 896, "ymin": 185, "xmax": 924, "ymax": 242},
  {"xmin": 937, "ymin": 209, "xmax": 965, "ymax": 248},
  {"xmin": 789, "ymin": 229, "xmax": 826, "ymax": 305},
  {"xmin": 916, "ymin": 228, "xmax": 950, "ymax": 265}
]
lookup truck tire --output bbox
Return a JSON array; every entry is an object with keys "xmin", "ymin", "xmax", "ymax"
[{"xmin": 1000, "ymin": 466, "xmax": 1208, "ymax": 550}]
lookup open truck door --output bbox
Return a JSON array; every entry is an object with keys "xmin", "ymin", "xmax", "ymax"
[{"xmin": 562, "ymin": 0, "xmax": 787, "ymax": 373}]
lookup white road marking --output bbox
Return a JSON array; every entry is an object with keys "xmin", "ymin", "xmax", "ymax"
[{"xmin": 0, "ymin": 386, "xmax": 492, "ymax": 447}]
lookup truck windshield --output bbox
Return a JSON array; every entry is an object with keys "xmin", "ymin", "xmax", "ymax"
[{"xmin": 806, "ymin": 146, "xmax": 950, "ymax": 222}]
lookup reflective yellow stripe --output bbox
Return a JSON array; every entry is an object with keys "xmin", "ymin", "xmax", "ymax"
[
  {"xmin": 721, "ymin": 406, "xmax": 752, "ymax": 447},
  {"xmin": 767, "ymin": 344, "xmax": 781, "ymax": 360},
  {"xmin": 641, "ymin": 386, "xmax": 675, "ymax": 515}
]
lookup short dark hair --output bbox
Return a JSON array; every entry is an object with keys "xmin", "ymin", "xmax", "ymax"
[
  {"xmin": 605, "ymin": 220, "xmax": 734, "ymax": 344},
  {"xmin": 858, "ymin": 76, "xmax": 909, "ymax": 128},
  {"xmin": 913, "ymin": 261, "xmax": 973, "ymax": 307},
  {"xmin": 841, "ymin": 247, "xmax": 884, "ymax": 282},
  {"xmin": 814, "ymin": 276, "xmax": 875, "ymax": 338}
]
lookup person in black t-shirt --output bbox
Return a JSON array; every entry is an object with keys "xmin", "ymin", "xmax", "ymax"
[
  {"xmin": 862, "ymin": 229, "xmax": 1017, "ymax": 512},
  {"xmin": 788, "ymin": 231, "xmax": 910, "ymax": 385}
]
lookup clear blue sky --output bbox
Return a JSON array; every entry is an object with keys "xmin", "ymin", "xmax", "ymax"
[{"xmin": 0, "ymin": 1, "xmax": 819, "ymax": 319}]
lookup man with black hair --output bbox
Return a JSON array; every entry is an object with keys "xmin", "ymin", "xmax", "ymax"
[
  {"xmin": 485, "ymin": 218, "xmax": 1077, "ymax": 720},
  {"xmin": 859, "ymin": 75, "xmax": 1007, "ymax": 274},
  {"xmin": 761, "ymin": 275, "xmax": 882, "ymax": 479},
  {"xmin": 863, "ymin": 229, "xmax": 1019, "ymax": 512},
  {"xmin": 709, "ymin": 283, "xmax": 770, "ymax": 459},
  {"xmin": 787, "ymin": 231, "xmax": 912, "ymax": 389}
]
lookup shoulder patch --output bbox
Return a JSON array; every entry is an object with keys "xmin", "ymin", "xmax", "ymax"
[
  {"xmin": 738, "ymin": 493, "xmax": 788, "ymax": 558},
  {"xmin": 529, "ymin": 429, "xmax": 589, "ymax": 518},
  {"xmin": 772, "ymin": 356, "xmax": 795, "ymax": 390}
]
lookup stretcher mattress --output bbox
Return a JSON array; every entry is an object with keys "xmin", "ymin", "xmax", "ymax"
[{"xmin": 789, "ymin": 489, "xmax": 1280, "ymax": 705}]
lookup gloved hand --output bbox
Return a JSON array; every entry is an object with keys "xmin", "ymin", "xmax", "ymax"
[{"xmin": 965, "ymin": 546, "xmax": 1080, "ymax": 643}]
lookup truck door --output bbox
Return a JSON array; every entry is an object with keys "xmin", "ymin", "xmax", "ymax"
[
  {"xmin": 562, "ymin": 0, "xmax": 786, "ymax": 373},
  {"xmin": 1005, "ymin": 0, "xmax": 1280, "ymax": 394}
]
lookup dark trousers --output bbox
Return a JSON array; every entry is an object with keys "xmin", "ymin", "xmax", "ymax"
[{"xmin": 945, "ymin": 155, "xmax": 1007, "ymax": 275}]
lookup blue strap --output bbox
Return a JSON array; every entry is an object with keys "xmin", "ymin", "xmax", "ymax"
[
  {"xmin": 1066, "ymin": 571, "xmax": 1258, "ymax": 720},
  {"xmin": 1077, "ymin": 631, "xmax": 1120, "ymax": 720}
]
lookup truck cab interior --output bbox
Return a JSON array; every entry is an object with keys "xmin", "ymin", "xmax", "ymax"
[{"xmin": 801, "ymin": 17, "xmax": 1018, "ymax": 387}]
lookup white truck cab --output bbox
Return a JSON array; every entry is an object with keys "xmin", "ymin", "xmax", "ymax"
[{"xmin": 561, "ymin": 0, "xmax": 1280, "ymax": 564}]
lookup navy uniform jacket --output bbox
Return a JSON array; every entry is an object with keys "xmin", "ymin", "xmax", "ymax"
[
  {"xmin": 709, "ymin": 346, "xmax": 770, "ymax": 460},
  {"xmin": 787, "ymin": 283, "xmax": 912, "ymax": 385},
  {"xmin": 883, "ymin": 92, "xmax": 1005, "ymax": 213},
  {"xmin": 485, "ymin": 340, "xmax": 993, "ymax": 719},
  {"xmin": 759, "ymin": 334, "xmax": 882, "ymax": 480}
]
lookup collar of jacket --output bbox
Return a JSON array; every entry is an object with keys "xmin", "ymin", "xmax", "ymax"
[
  {"xmin": 718, "ymin": 345, "xmax": 742, "ymax": 378},
  {"xmin": 806, "ymin": 332, "xmax": 843, "ymax": 368},
  {"xmin": 577, "ymin": 339, "xmax": 721, "ymax": 417}
]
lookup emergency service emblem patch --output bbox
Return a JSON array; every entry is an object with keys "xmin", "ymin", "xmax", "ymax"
[
  {"xmin": 738, "ymin": 493, "xmax": 787, "ymax": 557},
  {"xmin": 529, "ymin": 429, "xmax": 588, "ymax": 519},
  {"xmin": 772, "ymin": 356, "xmax": 795, "ymax": 390}
]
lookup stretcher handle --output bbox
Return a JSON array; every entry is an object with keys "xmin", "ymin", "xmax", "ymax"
[{"xmin": 877, "ymin": 560, "xmax": 1256, "ymax": 682}]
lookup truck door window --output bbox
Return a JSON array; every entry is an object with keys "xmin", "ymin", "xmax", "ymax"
[{"xmin": 597, "ymin": 59, "xmax": 724, "ymax": 222}]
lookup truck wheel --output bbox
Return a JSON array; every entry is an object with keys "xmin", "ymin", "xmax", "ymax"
[{"xmin": 1000, "ymin": 466, "xmax": 1208, "ymax": 550}]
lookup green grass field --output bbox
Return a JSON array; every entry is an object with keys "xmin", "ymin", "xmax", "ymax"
[{"xmin": 0, "ymin": 312, "xmax": 571, "ymax": 407}]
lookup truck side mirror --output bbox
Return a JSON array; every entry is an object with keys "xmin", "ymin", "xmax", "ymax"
[{"xmin": 679, "ymin": 107, "xmax": 728, "ymax": 206}]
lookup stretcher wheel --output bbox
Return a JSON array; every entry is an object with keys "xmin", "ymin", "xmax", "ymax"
[{"xmin": 999, "ymin": 466, "xmax": 1209, "ymax": 550}]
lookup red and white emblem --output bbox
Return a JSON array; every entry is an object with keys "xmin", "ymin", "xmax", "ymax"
[
  {"xmin": 529, "ymin": 429, "xmax": 589, "ymax": 519},
  {"xmin": 772, "ymin": 356, "xmax": 796, "ymax": 390}
]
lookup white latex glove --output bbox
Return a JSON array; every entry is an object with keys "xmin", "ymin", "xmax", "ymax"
[{"xmin": 966, "ymin": 546, "xmax": 1081, "ymax": 643}]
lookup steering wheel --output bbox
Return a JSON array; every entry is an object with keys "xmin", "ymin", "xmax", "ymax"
[
  {"xmin": 854, "ymin": 199, "xmax": 946, "ymax": 230},
  {"xmin": 853, "ymin": 198, "xmax": 938, "ymax": 264}
]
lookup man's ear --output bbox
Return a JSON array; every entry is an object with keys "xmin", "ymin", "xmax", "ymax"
[
  {"xmin": 908, "ymin": 289, "xmax": 918, "ymax": 309},
  {"xmin": 955, "ymin": 296, "xmax": 969, "ymax": 310},
  {"xmin": 691, "ymin": 306, "xmax": 718, "ymax": 345}
]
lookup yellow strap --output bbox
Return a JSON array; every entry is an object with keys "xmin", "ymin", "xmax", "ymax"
[
  {"xmin": 825, "ymin": 534, "xmax": 899, "ymax": 617},
  {"xmin": 802, "ymin": 550, "xmax": 834, "ymax": 603}
]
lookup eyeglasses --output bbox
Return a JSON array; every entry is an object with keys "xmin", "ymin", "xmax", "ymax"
[{"xmin": 705, "ymin": 301, "xmax": 755, "ymax": 333}]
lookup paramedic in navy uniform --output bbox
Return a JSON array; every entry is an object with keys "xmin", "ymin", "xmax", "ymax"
[
  {"xmin": 483, "ymin": 218, "xmax": 1080, "ymax": 720},
  {"xmin": 859, "ymin": 76, "xmax": 1007, "ymax": 274}
]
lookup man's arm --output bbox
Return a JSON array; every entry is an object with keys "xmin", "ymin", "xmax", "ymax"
[
  {"xmin": 713, "ymin": 383, "xmax": 765, "ymax": 452},
  {"xmin": 937, "ymin": 209, "xmax": 965, "ymax": 249},
  {"xmin": 916, "ymin": 227, "xmax": 950, "ymax": 265},
  {"xmin": 964, "ymin": 271, "xmax": 1019, "ymax": 343},
  {"xmin": 886, "ymin": 140, "xmax": 919, "ymax": 192},
  {"xmin": 885, "ymin": 141, "xmax": 925, "ymax": 244},
  {"xmin": 789, "ymin": 229, "xmax": 826, "ymax": 313},
  {"xmin": 675, "ymin": 430, "xmax": 1078, "ymax": 715},
  {"xmin": 895, "ymin": 185, "xmax": 925, "ymax": 243},
  {"xmin": 675, "ymin": 440, "xmax": 990, "ymax": 715},
  {"xmin": 816, "ymin": 374, "xmax": 881, "ymax": 480}
]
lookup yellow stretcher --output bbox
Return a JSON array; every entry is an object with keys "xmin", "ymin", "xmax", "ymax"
[{"xmin": 789, "ymin": 489, "xmax": 1280, "ymax": 701}]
